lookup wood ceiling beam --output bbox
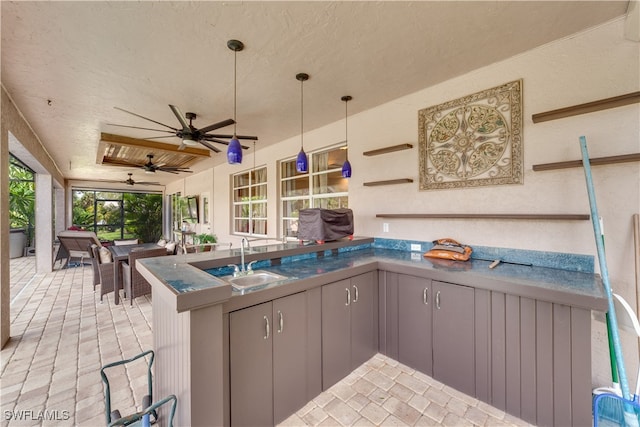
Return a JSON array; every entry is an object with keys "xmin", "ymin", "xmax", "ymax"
[{"xmin": 100, "ymin": 132, "xmax": 211, "ymax": 157}]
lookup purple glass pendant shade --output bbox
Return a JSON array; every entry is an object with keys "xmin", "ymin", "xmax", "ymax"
[
  {"xmin": 296, "ymin": 148, "xmax": 308, "ymax": 173},
  {"xmin": 341, "ymin": 159, "xmax": 352, "ymax": 178},
  {"xmin": 227, "ymin": 136, "xmax": 243, "ymax": 164}
]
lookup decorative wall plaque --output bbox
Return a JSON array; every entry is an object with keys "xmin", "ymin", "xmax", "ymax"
[{"xmin": 418, "ymin": 79, "xmax": 523, "ymax": 190}]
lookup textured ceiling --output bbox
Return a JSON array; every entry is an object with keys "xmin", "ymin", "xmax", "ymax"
[{"xmin": 1, "ymin": 1, "xmax": 629, "ymax": 187}]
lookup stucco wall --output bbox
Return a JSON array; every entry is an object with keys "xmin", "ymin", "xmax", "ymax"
[
  {"xmin": 1, "ymin": 87, "xmax": 66, "ymax": 347},
  {"xmin": 172, "ymin": 18, "xmax": 639, "ymax": 387}
]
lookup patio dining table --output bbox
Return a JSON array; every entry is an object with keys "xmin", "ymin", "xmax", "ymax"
[{"xmin": 109, "ymin": 243, "xmax": 161, "ymax": 305}]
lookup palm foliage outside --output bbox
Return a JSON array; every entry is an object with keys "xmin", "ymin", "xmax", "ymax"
[
  {"xmin": 124, "ymin": 193, "xmax": 163, "ymax": 243},
  {"xmin": 9, "ymin": 159, "xmax": 35, "ymax": 246},
  {"xmin": 71, "ymin": 190, "xmax": 162, "ymax": 243}
]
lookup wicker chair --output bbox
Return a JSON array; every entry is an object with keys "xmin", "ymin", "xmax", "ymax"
[
  {"xmin": 87, "ymin": 243, "xmax": 100, "ymax": 291},
  {"xmin": 91, "ymin": 244, "xmax": 116, "ymax": 302},
  {"xmin": 122, "ymin": 247, "xmax": 167, "ymax": 305}
]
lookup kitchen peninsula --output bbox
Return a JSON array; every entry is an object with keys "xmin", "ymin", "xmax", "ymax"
[{"xmin": 136, "ymin": 237, "xmax": 606, "ymax": 426}]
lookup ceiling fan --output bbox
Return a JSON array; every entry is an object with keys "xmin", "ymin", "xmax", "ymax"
[
  {"xmin": 107, "ymin": 154, "xmax": 193, "ymax": 174},
  {"xmin": 78, "ymin": 173, "xmax": 162, "ymax": 187},
  {"xmin": 109, "ymin": 105, "xmax": 258, "ymax": 153},
  {"xmin": 107, "ymin": 173, "xmax": 162, "ymax": 186}
]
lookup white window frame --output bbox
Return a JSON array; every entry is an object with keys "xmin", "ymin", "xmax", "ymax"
[
  {"xmin": 280, "ymin": 144, "xmax": 349, "ymax": 240},
  {"xmin": 231, "ymin": 166, "xmax": 268, "ymax": 237}
]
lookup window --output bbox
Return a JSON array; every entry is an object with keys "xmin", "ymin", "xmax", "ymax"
[
  {"xmin": 9, "ymin": 154, "xmax": 36, "ymax": 246},
  {"xmin": 71, "ymin": 190, "xmax": 162, "ymax": 243},
  {"xmin": 280, "ymin": 145, "xmax": 349, "ymax": 239},
  {"xmin": 232, "ymin": 167, "xmax": 267, "ymax": 236}
]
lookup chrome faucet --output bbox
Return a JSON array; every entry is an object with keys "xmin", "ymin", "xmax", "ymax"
[
  {"xmin": 241, "ymin": 238, "xmax": 250, "ymax": 272},
  {"xmin": 229, "ymin": 238, "xmax": 255, "ymax": 277}
]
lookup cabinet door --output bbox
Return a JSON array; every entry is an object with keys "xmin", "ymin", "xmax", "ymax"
[
  {"xmin": 230, "ymin": 301, "xmax": 273, "ymax": 426},
  {"xmin": 350, "ymin": 271, "xmax": 377, "ymax": 369},
  {"xmin": 322, "ymin": 279, "xmax": 352, "ymax": 389},
  {"xmin": 398, "ymin": 274, "xmax": 432, "ymax": 375},
  {"xmin": 432, "ymin": 281, "xmax": 475, "ymax": 396},
  {"xmin": 273, "ymin": 292, "xmax": 308, "ymax": 424}
]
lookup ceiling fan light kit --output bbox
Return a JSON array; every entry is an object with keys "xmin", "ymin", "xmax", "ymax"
[
  {"xmin": 296, "ymin": 72, "xmax": 309, "ymax": 173},
  {"xmin": 341, "ymin": 95, "xmax": 353, "ymax": 178},
  {"xmin": 181, "ymin": 112, "xmax": 200, "ymax": 147}
]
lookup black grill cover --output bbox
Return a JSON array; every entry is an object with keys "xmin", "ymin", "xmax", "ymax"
[{"xmin": 297, "ymin": 208, "xmax": 354, "ymax": 241}]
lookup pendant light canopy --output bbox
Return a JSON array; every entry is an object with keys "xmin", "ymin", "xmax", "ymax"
[
  {"xmin": 341, "ymin": 95, "xmax": 352, "ymax": 178},
  {"xmin": 227, "ymin": 39, "xmax": 244, "ymax": 164},
  {"xmin": 296, "ymin": 73, "xmax": 309, "ymax": 173}
]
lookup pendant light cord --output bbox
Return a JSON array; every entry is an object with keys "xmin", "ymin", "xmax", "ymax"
[
  {"xmin": 300, "ymin": 78, "xmax": 304, "ymax": 150},
  {"xmin": 233, "ymin": 49, "xmax": 237, "ymax": 136},
  {"xmin": 344, "ymin": 99, "xmax": 349, "ymax": 160}
]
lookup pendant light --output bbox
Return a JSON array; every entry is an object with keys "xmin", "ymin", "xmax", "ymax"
[
  {"xmin": 341, "ymin": 95, "xmax": 352, "ymax": 178},
  {"xmin": 227, "ymin": 39, "xmax": 244, "ymax": 164},
  {"xmin": 296, "ymin": 73, "xmax": 309, "ymax": 173}
]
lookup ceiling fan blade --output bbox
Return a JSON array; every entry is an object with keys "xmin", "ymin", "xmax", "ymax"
[
  {"xmin": 206, "ymin": 133, "xmax": 258, "ymax": 141},
  {"xmin": 154, "ymin": 168, "xmax": 179, "ymax": 174},
  {"xmin": 169, "ymin": 104, "xmax": 190, "ymax": 131},
  {"xmin": 158, "ymin": 166, "xmax": 193, "ymax": 174},
  {"xmin": 197, "ymin": 140, "xmax": 221, "ymax": 153},
  {"xmin": 205, "ymin": 137, "xmax": 230, "ymax": 146},
  {"xmin": 93, "ymin": 179, "xmax": 124, "ymax": 184},
  {"xmin": 203, "ymin": 137, "xmax": 250, "ymax": 150},
  {"xmin": 106, "ymin": 123, "xmax": 177, "ymax": 133},
  {"xmin": 197, "ymin": 118, "xmax": 235, "ymax": 134},
  {"xmin": 114, "ymin": 107, "xmax": 178, "ymax": 131},
  {"xmin": 140, "ymin": 135, "xmax": 179, "ymax": 140}
]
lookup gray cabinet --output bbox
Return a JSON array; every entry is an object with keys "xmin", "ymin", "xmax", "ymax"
[
  {"xmin": 273, "ymin": 292, "xmax": 309, "ymax": 424},
  {"xmin": 229, "ymin": 291, "xmax": 312, "ymax": 426},
  {"xmin": 397, "ymin": 274, "xmax": 432, "ymax": 375},
  {"xmin": 395, "ymin": 275, "xmax": 475, "ymax": 395},
  {"xmin": 322, "ymin": 271, "xmax": 377, "ymax": 389},
  {"xmin": 229, "ymin": 300, "xmax": 273, "ymax": 426},
  {"xmin": 431, "ymin": 280, "xmax": 475, "ymax": 396},
  {"xmin": 350, "ymin": 272, "xmax": 378, "ymax": 369}
]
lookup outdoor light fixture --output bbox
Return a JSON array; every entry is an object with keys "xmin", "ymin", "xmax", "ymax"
[
  {"xmin": 182, "ymin": 115, "xmax": 199, "ymax": 146},
  {"xmin": 182, "ymin": 136, "xmax": 198, "ymax": 146},
  {"xmin": 227, "ymin": 39, "xmax": 244, "ymax": 164},
  {"xmin": 341, "ymin": 95, "xmax": 352, "ymax": 178},
  {"xmin": 296, "ymin": 73, "xmax": 309, "ymax": 173}
]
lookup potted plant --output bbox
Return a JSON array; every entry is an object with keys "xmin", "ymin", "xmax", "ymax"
[{"xmin": 193, "ymin": 232, "xmax": 217, "ymax": 252}]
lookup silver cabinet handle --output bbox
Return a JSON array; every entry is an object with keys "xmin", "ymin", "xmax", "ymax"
[
  {"xmin": 435, "ymin": 291, "xmax": 441, "ymax": 310},
  {"xmin": 264, "ymin": 315, "xmax": 270, "ymax": 339},
  {"xmin": 277, "ymin": 310, "xmax": 283, "ymax": 333},
  {"xmin": 345, "ymin": 288, "xmax": 351, "ymax": 306},
  {"xmin": 353, "ymin": 285, "xmax": 359, "ymax": 303},
  {"xmin": 423, "ymin": 288, "xmax": 428, "ymax": 305}
]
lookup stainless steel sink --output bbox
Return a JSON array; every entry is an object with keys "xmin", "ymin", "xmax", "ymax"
[{"xmin": 224, "ymin": 270, "xmax": 288, "ymax": 290}]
